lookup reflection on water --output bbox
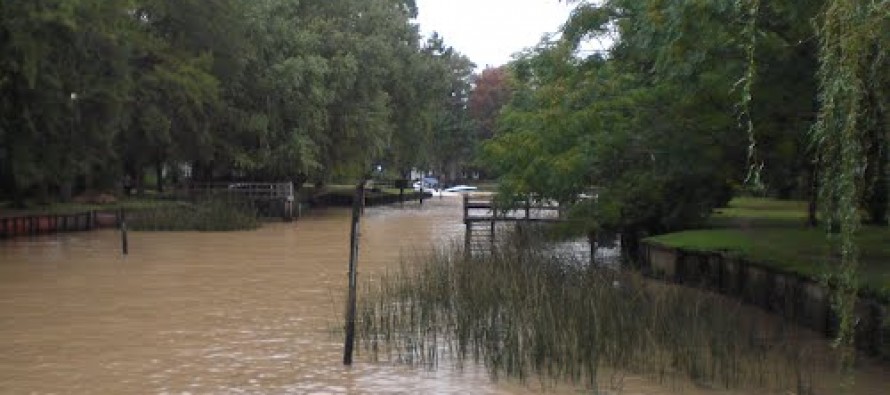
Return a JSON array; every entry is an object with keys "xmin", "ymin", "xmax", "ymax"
[{"xmin": 0, "ymin": 197, "xmax": 887, "ymax": 394}]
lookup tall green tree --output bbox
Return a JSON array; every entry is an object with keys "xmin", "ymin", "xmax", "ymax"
[
  {"xmin": 426, "ymin": 35, "xmax": 476, "ymax": 181},
  {"xmin": 0, "ymin": 0, "xmax": 135, "ymax": 202},
  {"xmin": 0, "ymin": 0, "xmax": 468, "ymax": 202}
]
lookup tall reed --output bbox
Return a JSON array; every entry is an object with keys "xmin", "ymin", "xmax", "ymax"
[{"xmin": 357, "ymin": 232, "xmax": 815, "ymax": 393}]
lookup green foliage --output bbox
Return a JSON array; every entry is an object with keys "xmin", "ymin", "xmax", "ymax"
[
  {"xmin": 129, "ymin": 197, "xmax": 259, "ymax": 231},
  {"xmin": 423, "ymin": 35, "xmax": 477, "ymax": 180},
  {"xmin": 0, "ymin": 0, "xmax": 461, "ymax": 200},
  {"xmin": 484, "ymin": 1, "xmax": 757, "ymax": 234},
  {"xmin": 805, "ymin": 0, "xmax": 890, "ymax": 384}
]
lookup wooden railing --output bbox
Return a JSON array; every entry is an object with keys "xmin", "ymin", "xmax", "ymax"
[{"xmin": 189, "ymin": 182, "xmax": 295, "ymax": 201}]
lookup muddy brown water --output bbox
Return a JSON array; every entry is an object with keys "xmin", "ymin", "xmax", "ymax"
[{"xmin": 0, "ymin": 197, "xmax": 887, "ymax": 394}]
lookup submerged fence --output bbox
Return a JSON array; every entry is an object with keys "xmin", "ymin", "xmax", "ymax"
[{"xmin": 189, "ymin": 182, "xmax": 297, "ymax": 220}]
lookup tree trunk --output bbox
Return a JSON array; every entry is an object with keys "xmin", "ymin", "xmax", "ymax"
[
  {"xmin": 136, "ymin": 170, "xmax": 145, "ymax": 197},
  {"xmin": 620, "ymin": 230, "xmax": 641, "ymax": 268},
  {"xmin": 866, "ymin": 145, "xmax": 888, "ymax": 225},
  {"xmin": 59, "ymin": 179, "xmax": 73, "ymax": 203},
  {"xmin": 156, "ymin": 161, "xmax": 164, "ymax": 193},
  {"xmin": 808, "ymin": 162, "xmax": 819, "ymax": 227}
]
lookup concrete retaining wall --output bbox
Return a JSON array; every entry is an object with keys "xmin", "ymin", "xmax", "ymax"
[{"xmin": 640, "ymin": 241, "xmax": 889, "ymax": 360}]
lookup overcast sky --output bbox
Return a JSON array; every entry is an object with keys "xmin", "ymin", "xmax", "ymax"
[{"xmin": 414, "ymin": 0, "xmax": 576, "ymax": 70}]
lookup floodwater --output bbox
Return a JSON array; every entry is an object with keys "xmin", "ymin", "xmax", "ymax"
[{"xmin": 0, "ymin": 197, "xmax": 887, "ymax": 394}]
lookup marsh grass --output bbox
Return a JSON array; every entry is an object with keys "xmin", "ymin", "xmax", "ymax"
[
  {"xmin": 357, "ymin": 233, "xmax": 816, "ymax": 393},
  {"xmin": 129, "ymin": 196, "xmax": 259, "ymax": 231}
]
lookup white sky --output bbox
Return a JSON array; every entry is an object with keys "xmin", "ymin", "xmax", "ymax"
[{"xmin": 414, "ymin": 0, "xmax": 576, "ymax": 69}]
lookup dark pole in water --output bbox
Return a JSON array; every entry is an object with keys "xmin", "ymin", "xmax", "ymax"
[
  {"xmin": 120, "ymin": 208, "xmax": 129, "ymax": 255},
  {"xmin": 343, "ymin": 178, "xmax": 367, "ymax": 365}
]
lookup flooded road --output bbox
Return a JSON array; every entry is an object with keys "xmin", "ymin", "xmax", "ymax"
[{"xmin": 0, "ymin": 197, "xmax": 887, "ymax": 394}]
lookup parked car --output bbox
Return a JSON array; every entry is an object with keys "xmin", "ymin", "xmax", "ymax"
[
  {"xmin": 412, "ymin": 177, "xmax": 439, "ymax": 191},
  {"xmin": 443, "ymin": 185, "xmax": 477, "ymax": 193}
]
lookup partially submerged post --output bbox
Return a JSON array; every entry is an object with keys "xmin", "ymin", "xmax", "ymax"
[
  {"xmin": 396, "ymin": 179, "xmax": 407, "ymax": 206},
  {"xmin": 120, "ymin": 208, "xmax": 128, "ymax": 255},
  {"xmin": 343, "ymin": 179, "xmax": 367, "ymax": 365},
  {"xmin": 463, "ymin": 195, "xmax": 471, "ymax": 255}
]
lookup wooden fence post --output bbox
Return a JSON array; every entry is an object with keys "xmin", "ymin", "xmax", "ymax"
[
  {"xmin": 490, "ymin": 209, "xmax": 496, "ymax": 248},
  {"xmin": 343, "ymin": 179, "xmax": 367, "ymax": 365},
  {"xmin": 463, "ymin": 195, "xmax": 471, "ymax": 256},
  {"xmin": 120, "ymin": 209, "xmax": 129, "ymax": 255},
  {"xmin": 525, "ymin": 196, "xmax": 531, "ymax": 220}
]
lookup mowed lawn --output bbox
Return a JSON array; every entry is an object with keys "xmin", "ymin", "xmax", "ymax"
[{"xmin": 647, "ymin": 197, "xmax": 890, "ymax": 301}]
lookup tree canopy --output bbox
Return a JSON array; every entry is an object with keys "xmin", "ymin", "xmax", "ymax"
[
  {"xmin": 481, "ymin": 0, "xmax": 888, "ymax": 238},
  {"xmin": 0, "ymin": 0, "xmax": 465, "ymax": 202}
]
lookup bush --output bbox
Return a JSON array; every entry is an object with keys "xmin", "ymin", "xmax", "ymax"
[{"xmin": 130, "ymin": 197, "xmax": 259, "ymax": 231}]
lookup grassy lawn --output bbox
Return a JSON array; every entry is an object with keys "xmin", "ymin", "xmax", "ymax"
[
  {"xmin": 647, "ymin": 197, "xmax": 890, "ymax": 301},
  {"xmin": 1, "ymin": 198, "xmax": 182, "ymax": 217},
  {"xmin": 707, "ymin": 196, "xmax": 810, "ymax": 228}
]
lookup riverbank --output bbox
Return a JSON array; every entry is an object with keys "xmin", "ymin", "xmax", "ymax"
[
  {"xmin": 1, "ymin": 197, "xmax": 262, "ymax": 237},
  {"xmin": 0, "ymin": 198, "xmax": 177, "ymax": 238},
  {"xmin": 310, "ymin": 185, "xmax": 432, "ymax": 207},
  {"xmin": 1, "ymin": 186, "xmax": 433, "ymax": 238},
  {"xmin": 357, "ymin": 232, "xmax": 889, "ymax": 393},
  {"xmin": 641, "ymin": 197, "xmax": 890, "ymax": 359},
  {"xmin": 645, "ymin": 197, "xmax": 890, "ymax": 301},
  {"xmin": 0, "ymin": 197, "xmax": 181, "ymax": 217}
]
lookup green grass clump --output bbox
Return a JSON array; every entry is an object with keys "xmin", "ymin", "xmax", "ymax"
[
  {"xmin": 357, "ymin": 237, "xmax": 814, "ymax": 393},
  {"xmin": 2, "ymin": 198, "xmax": 182, "ymax": 216},
  {"xmin": 129, "ymin": 198, "xmax": 259, "ymax": 231}
]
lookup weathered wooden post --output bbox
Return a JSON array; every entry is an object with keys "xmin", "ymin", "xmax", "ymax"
[
  {"xmin": 120, "ymin": 208, "xmax": 129, "ymax": 255},
  {"xmin": 343, "ymin": 179, "xmax": 367, "ymax": 365},
  {"xmin": 396, "ymin": 179, "xmax": 406, "ymax": 206},
  {"xmin": 419, "ymin": 179, "xmax": 426, "ymax": 205},
  {"xmin": 490, "ymin": 200, "xmax": 496, "ymax": 247},
  {"xmin": 284, "ymin": 182, "xmax": 295, "ymax": 221},
  {"xmin": 525, "ymin": 196, "xmax": 531, "ymax": 220},
  {"xmin": 463, "ymin": 195, "xmax": 471, "ymax": 255}
]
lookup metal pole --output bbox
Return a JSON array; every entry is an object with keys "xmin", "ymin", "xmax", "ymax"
[{"xmin": 343, "ymin": 179, "xmax": 367, "ymax": 365}]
